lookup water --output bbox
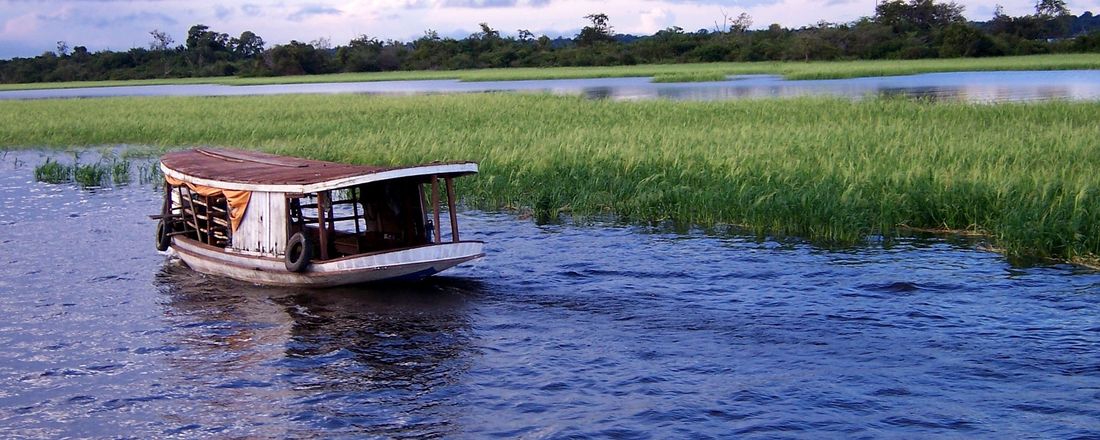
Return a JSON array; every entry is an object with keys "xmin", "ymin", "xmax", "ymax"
[
  {"xmin": 1, "ymin": 150, "xmax": 1099, "ymax": 438},
  {"xmin": 2, "ymin": 70, "xmax": 1100, "ymax": 103}
]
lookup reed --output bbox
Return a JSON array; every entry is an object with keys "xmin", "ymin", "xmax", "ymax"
[
  {"xmin": 34, "ymin": 158, "xmax": 72, "ymax": 184},
  {"xmin": 110, "ymin": 158, "xmax": 132, "ymax": 185},
  {"xmin": 73, "ymin": 162, "xmax": 109, "ymax": 187},
  {"xmin": 31, "ymin": 152, "xmax": 137, "ymax": 187},
  {"xmin": 1, "ymin": 54, "xmax": 1097, "ymax": 90},
  {"xmin": 2, "ymin": 93, "xmax": 1098, "ymax": 264}
]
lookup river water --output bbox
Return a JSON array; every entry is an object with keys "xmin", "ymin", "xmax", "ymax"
[
  {"xmin": 2, "ymin": 70, "xmax": 1100, "ymax": 103},
  {"xmin": 1, "ymin": 150, "xmax": 1098, "ymax": 438}
]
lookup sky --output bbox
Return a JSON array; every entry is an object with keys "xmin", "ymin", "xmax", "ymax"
[{"xmin": 2, "ymin": 0, "xmax": 1098, "ymax": 59}]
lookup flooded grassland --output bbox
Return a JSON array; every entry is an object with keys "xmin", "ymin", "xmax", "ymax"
[
  {"xmin": 1, "ymin": 72, "xmax": 1099, "ymax": 437},
  {"xmin": 1, "ymin": 93, "xmax": 1098, "ymax": 264}
]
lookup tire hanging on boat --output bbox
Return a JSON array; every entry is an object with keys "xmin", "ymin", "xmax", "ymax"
[
  {"xmin": 155, "ymin": 219, "xmax": 172, "ymax": 252},
  {"xmin": 284, "ymin": 232, "xmax": 312, "ymax": 272}
]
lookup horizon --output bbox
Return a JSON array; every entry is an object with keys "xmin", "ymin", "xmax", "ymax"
[{"xmin": 2, "ymin": 0, "xmax": 1097, "ymax": 60}]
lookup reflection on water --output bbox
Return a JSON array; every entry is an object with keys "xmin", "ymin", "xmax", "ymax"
[
  {"xmin": 2, "ymin": 70, "xmax": 1099, "ymax": 103},
  {"xmin": 155, "ymin": 262, "xmax": 482, "ymax": 437},
  {"xmin": 1, "ymin": 150, "xmax": 1099, "ymax": 438}
]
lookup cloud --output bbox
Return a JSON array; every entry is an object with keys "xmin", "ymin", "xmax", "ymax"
[
  {"xmin": 444, "ymin": 0, "xmax": 550, "ymax": 6},
  {"xmin": 640, "ymin": 8, "xmax": 676, "ymax": 33},
  {"xmin": 660, "ymin": 0, "xmax": 782, "ymax": 7},
  {"xmin": 2, "ymin": 13, "xmax": 40, "ymax": 38},
  {"xmin": 215, "ymin": 5, "xmax": 234, "ymax": 20},
  {"xmin": 288, "ymin": 5, "xmax": 342, "ymax": 22},
  {"xmin": 31, "ymin": 9, "xmax": 177, "ymax": 30},
  {"xmin": 0, "ymin": 0, "xmax": 1042, "ymax": 59},
  {"xmin": 92, "ymin": 11, "xmax": 178, "ymax": 29},
  {"xmin": 395, "ymin": 0, "xmax": 550, "ymax": 9},
  {"xmin": 241, "ymin": 4, "xmax": 262, "ymax": 16}
]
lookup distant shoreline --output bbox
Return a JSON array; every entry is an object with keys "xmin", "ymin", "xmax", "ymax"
[{"xmin": 1, "ymin": 53, "xmax": 1099, "ymax": 92}]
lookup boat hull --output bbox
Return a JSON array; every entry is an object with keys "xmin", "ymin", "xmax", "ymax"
[{"xmin": 171, "ymin": 238, "xmax": 484, "ymax": 287}]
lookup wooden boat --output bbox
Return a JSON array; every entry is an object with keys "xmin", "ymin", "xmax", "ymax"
[{"xmin": 151, "ymin": 149, "xmax": 484, "ymax": 287}]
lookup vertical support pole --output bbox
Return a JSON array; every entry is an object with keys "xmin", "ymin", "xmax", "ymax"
[
  {"xmin": 204, "ymin": 194, "xmax": 214, "ymax": 246},
  {"xmin": 352, "ymin": 187, "xmax": 361, "ymax": 235},
  {"xmin": 445, "ymin": 177, "xmax": 459, "ymax": 243},
  {"xmin": 183, "ymin": 187, "xmax": 203, "ymax": 243},
  {"xmin": 285, "ymin": 195, "xmax": 293, "ymax": 253},
  {"xmin": 223, "ymin": 197, "xmax": 232, "ymax": 241},
  {"xmin": 418, "ymin": 183, "xmax": 430, "ymax": 242},
  {"xmin": 317, "ymin": 191, "xmax": 330, "ymax": 261},
  {"xmin": 161, "ymin": 181, "xmax": 172, "ymax": 216},
  {"xmin": 327, "ymin": 193, "xmax": 336, "ymax": 238},
  {"xmin": 431, "ymin": 175, "xmax": 441, "ymax": 244}
]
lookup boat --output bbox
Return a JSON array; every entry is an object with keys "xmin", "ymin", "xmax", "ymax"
[{"xmin": 151, "ymin": 148, "xmax": 484, "ymax": 287}]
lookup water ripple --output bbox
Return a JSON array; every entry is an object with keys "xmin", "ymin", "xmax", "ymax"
[{"xmin": 0, "ymin": 150, "xmax": 1098, "ymax": 438}]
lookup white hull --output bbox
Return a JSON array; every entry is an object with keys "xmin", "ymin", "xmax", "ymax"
[{"xmin": 171, "ymin": 237, "xmax": 484, "ymax": 287}]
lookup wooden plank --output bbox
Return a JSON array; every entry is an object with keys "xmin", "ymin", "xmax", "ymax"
[
  {"xmin": 233, "ymin": 192, "xmax": 261, "ymax": 253},
  {"xmin": 419, "ymin": 182, "xmax": 429, "ymax": 243},
  {"xmin": 269, "ymin": 193, "xmax": 287, "ymax": 255},
  {"xmin": 255, "ymin": 192, "xmax": 268, "ymax": 253},
  {"xmin": 183, "ymin": 187, "xmax": 204, "ymax": 243},
  {"xmin": 318, "ymin": 191, "xmax": 330, "ymax": 260},
  {"xmin": 431, "ymin": 176, "xmax": 441, "ymax": 244},
  {"xmin": 351, "ymin": 187, "xmax": 361, "ymax": 235},
  {"xmin": 161, "ymin": 182, "xmax": 171, "ymax": 216},
  {"xmin": 327, "ymin": 193, "xmax": 336, "ymax": 243},
  {"xmin": 445, "ymin": 177, "xmax": 459, "ymax": 243},
  {"xmin": 258, "ymin": 192, "xmax": 269, "ymax": 253},
  {"xmin": 195, "ymin": 148, "xmax": 308, "ymax": 168},
  {"xmin": 284, "ymin": 194, "xmax": 293, "ymax": 256},
  {"xmin": 204, "ymin": 194, "xmax": 214, "ymax": 246}
]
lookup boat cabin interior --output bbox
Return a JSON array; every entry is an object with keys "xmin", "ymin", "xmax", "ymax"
[{"xmin": 289, "ymin": 178, "xmax": 439, "ymax": 259}]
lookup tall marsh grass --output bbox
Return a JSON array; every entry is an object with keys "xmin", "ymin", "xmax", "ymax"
[{"xmin": 2, "ymin": 93, "xmax": 1098, "ymax": 263}]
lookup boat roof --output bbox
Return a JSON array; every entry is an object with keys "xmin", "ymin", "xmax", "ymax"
[{"xmin": 161, "ymin": 148, "xmax": 477, "ymax": 193}]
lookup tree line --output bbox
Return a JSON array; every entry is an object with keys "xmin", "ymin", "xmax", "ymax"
[{"xmin": 2, "ymin": 0, "xmax": 1099, "ymax": 84}]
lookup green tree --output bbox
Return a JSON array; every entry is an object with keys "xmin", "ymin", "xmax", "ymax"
[
  {"xmin": 874, "ymin": 0, "xmax": 965, "ymax": 33},
  {"xmin": 231, "ymin": 31, "xmax": 265, "ymax": 58},
  {"xmin": 185, "ymin": 24, "xmax": 230, "ymax": 70},
  {"xmin": 1036, "ymin": 0, "xmax": 1069, "ymax": 18},
  {"xmin": 577, "ymin": 13, "xmax": 614, "ymax": 46},
  {"xmin": 939, "ymin": 22, "xmax": 1000, "ymax": 56}
]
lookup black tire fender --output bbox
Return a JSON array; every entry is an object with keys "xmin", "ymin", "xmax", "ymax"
[
  {"xmin": 284, "ymin": 232, "xmax": 313, "ymax": 272},
  {"xmin": 155, "ymin": 219, "xmax": 172, "ymax": 252}
]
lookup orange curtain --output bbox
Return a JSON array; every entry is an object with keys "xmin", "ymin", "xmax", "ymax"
[{"xmin": 165, "ymin": 175, "xmax": 252, "ymax": 232}]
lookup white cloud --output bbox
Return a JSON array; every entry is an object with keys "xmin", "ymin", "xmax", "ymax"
[
  {"xmin": 1, "ymin": 13, "xmax": 40, "ymax": 38},
  {"xmin": 3, "ymin": 0, "xmax": 1100, "ymax": 58},
  {"xmin": 639, "ymin": 8, "xmax": 676, "ymax": 34}
]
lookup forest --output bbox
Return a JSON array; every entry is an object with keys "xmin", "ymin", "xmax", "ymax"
[{"xmin": 2, "ymin": 0, "xmax": 1099, "ymax": 84}]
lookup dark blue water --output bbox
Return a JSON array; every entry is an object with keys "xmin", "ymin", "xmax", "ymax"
[
  {"xmin": 2, "ymin": 70, "xmax": 1099, "ymax": 103},
  {"xmin": 1, "ymin": 150, "xmax": 1099, "ymax": 438}
]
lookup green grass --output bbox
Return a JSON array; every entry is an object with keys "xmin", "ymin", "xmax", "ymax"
[
  {"xmin": 651, "ymin": 72, "xmax": 731, "ymax": 83},
  {"xmin": 2, "ymin": 93, "xmax": 1098, "ymax": 265},
  {"xmin": 1, "ymin": 53, "xmax": 1098, "ymax": 90}
]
